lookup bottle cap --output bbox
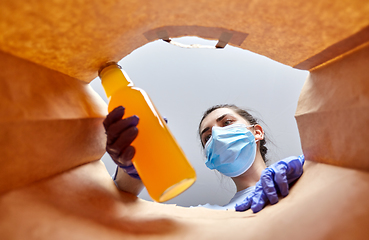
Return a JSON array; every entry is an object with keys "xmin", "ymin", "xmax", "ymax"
[
  {"xmin": 99, "ymin": 62, "xmax": 132, "ymax": 98},
  {"xmin": 98, "ymin": 62, "xmax": 121, "ymax": 77}
]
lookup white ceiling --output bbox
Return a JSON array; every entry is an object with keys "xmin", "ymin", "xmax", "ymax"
[{"xmin": 90, "ymin": 37, "xmax": 308, "ymax": 207}]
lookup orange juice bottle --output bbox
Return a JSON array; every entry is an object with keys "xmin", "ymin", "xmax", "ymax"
[{"xmin": 99, "ymin": 62, "xmax": 196, "ymax": 202}]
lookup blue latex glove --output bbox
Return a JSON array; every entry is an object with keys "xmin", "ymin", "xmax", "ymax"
[
  {"xmin": 103, "ymin": 106, "xmax": 141, "ymax": 180},
  {"xmin": 235, "ymin": 155, "xmax": 305, "ymax": 213}
]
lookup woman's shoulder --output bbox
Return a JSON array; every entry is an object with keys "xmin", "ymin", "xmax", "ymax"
[{"xmin": 223, "ymin": 186, "xmax": 256, "ymax": 209}]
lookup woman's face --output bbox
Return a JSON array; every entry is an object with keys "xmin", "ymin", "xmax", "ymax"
[{"xmin": 199, "ymin": 107, "xmax": 252, "ymax": 147}]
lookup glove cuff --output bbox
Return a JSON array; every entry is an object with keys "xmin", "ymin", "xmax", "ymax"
[{"xmin": 119, "ymin": 164, "xmax": 141, "ymax": 180}]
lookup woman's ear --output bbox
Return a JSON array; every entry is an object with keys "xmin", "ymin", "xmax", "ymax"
[{"xmin": 253, "ymin": 124, "xmax": 264, "ymax": 141}]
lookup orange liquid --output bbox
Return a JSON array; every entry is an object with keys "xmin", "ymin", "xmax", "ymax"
[{"xmin": 108, "ymin": 86, "xmax": 196, "ymax": 202}]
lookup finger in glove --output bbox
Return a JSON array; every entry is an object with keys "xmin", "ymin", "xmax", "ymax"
[
  {"xmin": 250, "ymin": 181, "xmax": 269, "ymax": 213},
  {"xmin": 103, "ymin": 106, "xmax": 125, "ymax": 131},
  {"xmin": 260, "ymin": 168, "xmax": 280, "ymax": 205},
  {"xmin": 106, "ymin": 115, "xmax": 139, "ymax": 145},
  {"xmin": 273, "ymin": 163, "xmax": 289, "ymax": 197},
  {"xmin": 115, "ymin": 145, "xmax": 136, "ymax": 166},
  {"xmin": 235, "ymin": 193, "xmax": 253, "ymax": 212},
  {"xmin": 107, "ymin": 125, "xmax": 138, "ymax": 160}
]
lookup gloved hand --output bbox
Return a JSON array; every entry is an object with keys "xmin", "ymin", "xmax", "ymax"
[
  {"xmin": 235, "ymin": 155, "xmax": 305, "ymax": 213},
  {"xmin": 103, "ymin": 106, "xmax": 140, "ymax": 180},
  {"xmin": 103, "ymin": 106, "xmax": 168, "ymax": 180}
]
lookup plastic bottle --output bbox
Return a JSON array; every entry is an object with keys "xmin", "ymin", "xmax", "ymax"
[{"xmin": 99, "ymin": 62, "xmax": 196, "ymax": 202}]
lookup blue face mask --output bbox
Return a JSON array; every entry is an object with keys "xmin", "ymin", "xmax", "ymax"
[{"xmin": 204, "ymin": 124, "xmax": 257, "ymax": 177}]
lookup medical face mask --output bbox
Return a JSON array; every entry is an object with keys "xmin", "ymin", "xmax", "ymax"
[{"xmin": 204, "ymin": 123, "xmax": 257, "ymax": 177}]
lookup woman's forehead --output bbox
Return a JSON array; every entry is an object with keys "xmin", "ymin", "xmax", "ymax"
[
  {"xmin": 201, "ymin": 108, "xmax": 238, "ymax": 128},
  {"xmin": 208, "ymin": 108, "xmax": 237, "ymax": 119}
]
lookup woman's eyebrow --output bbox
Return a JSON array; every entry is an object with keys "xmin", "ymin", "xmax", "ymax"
[
  {"xmin": 200, "ymin": 114, "xmax": 230, "ymax": 137},
  {"xmin": 216, "ymin": 114, "xmax": 228, "ymax": 123},
  {"xmin": 200, "ymin": 127, "xmax": 210, "ymax": 137}
]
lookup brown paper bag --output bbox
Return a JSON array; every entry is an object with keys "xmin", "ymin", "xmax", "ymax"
[
  {"xmin": 296, "ymin": 42, "xmax": 369, "ymax": 171},
  {"xmin": 0, "ymin": 51, "xmax": 107, "ymax": 194}
]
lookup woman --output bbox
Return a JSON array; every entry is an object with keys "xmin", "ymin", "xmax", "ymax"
[
  {"xmin": 198, "ymin": 104, "xmax": 304, "ymax": 212},
  {"xmin": 104, "ymin": 105, "xmax": 304, "ymax": 213}
]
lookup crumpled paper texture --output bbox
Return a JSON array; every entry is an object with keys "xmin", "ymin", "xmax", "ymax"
[
  {"xmin": 1, "ymin": 160, "xmax": 369, "ymax": 239},
  {"xmin": 0, "ymin": 0, "xmax": 368, "ymax": 81},
  {"xmin": 0, "ymin": 51, "xmax": 107, "ymax": 194}
]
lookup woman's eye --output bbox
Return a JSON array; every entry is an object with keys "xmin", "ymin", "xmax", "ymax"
[
  {"xmin": 204, "ymin": 134, "xmax": 211, "ymax": 144},
  {"xmin": 224, "ymin": 119, "xmax": 234, "ymax": 126}
]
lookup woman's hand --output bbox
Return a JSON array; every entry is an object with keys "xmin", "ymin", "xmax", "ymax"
[
  {"xmin": 103, "ymin": 106, "xmax": 140, "ymax": 180},
  {"xmin": 235, "ymin": 155, "xmax": 305, "ymax": 213}
]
